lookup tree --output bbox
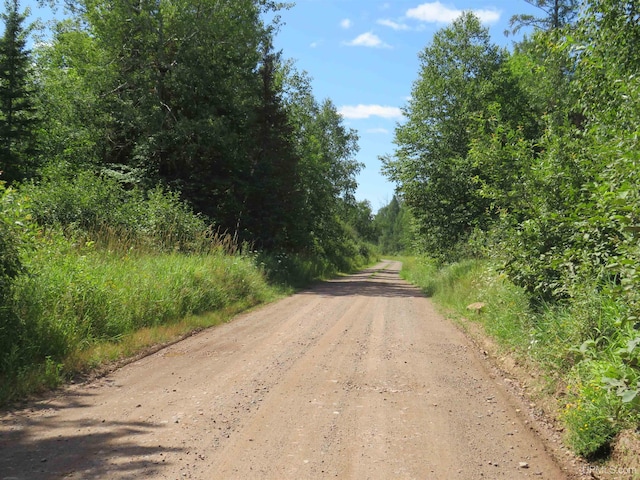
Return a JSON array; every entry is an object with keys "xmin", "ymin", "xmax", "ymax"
[
  {"xmin": 299, "ymin": 98, "xmax": 361, "ymax": 263},
  {"xmin": 486, "ymin": 0, "xmax": 640, "ymax": 301},
  {"xmin": 0, "ymin": 0, "xmax": 38, "ymax": 183},
  {"xmin": 573, "ymin": 0, "xmax": 640, "ymax": 125},
  {"xmin": 280, "ymin": 63, "xmax": 362, "ymax": 261},
  {"xmin": 241, "ymin": 40, "xmax": 305, "ymax": 250},
  {"xmin": 373, "ymin": 195, "xmax": 410, "ymax": 254},
  {"xmin": 382, "ymin": 13, "xmax": 507, "ymax": 257},
  {"xmin": 33, "ymin": 19, "xmax": 112, "ymax": 171},
  {"xmin": 33, "ymin": 0, "xmax": 365, "ymax": 260},
  {"xmin": 507, "ymin": 0, "xmax": 579, "ymax": 35},
  {"xmin": 344, "ymin": 200, "xmax": 377, "ymax": 243},
  {"xmin": 55, "ymin": 0, "xmax": 286, "ymax": 235}
]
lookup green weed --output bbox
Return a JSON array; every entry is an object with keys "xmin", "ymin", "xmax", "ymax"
[
  {"xmin": 563, "ymin": 368, "xmax": 619, "ymax": 459},
  {"xmin": 401, "ymin": 256, "xmax": 640, "ymax": 459}
]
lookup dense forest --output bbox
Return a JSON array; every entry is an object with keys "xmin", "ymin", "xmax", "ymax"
[
  {"xmin": 1, "ymin": 0, "xmax": 373, "ymax": 255},
  {"xmin": 1, "ymin": 0, "xmax": 639, "ymax": 463}
]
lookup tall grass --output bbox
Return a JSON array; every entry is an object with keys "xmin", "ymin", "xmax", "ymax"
[
  {"xmin": 0, "ymin": 233, "xmax": 278, "ymax": 404},
  {"xmin": 15, "ymin": 246, "xmax": 271, "ymax": 346},
  {"xmin": 0, "ymin": 171, "xmax": 279, "ymax": 405}
]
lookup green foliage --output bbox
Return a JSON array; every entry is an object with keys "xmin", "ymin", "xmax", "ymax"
[
  {"xmin": 21, "ymin": 166, "xmax": 213, "ymax": 252},
  {"xmin": 14, "ymin": 247, "xmax": 268, "ymax": 346},
  {"xmin": 373, "ymin": 196, "xmax": 411, "ymax": 255},
  {"xmin": 242, "ymin": 40, "xmax": 305, "ymax": 250},
  {"xmin": 0, "ymin": 182, "xmax": 24, "ymax": 364},
  {"xmin": 68, "ymin": 0, "xmax": 269, "ymax": 229},
  {"xmin": 384, "ymin": 12, "xmax": 526, "ymax": 258},
  {"xmin": 402, "ymin": 257, "xmax": 640, "ymax": 459},
  {"xmin": 0, "ymin": 183, "xmax": 21, "ymax": 286},
  {"xmin": 33, "ymin": 0, "xmax": 365, "ymax": 256},
  {"xmin": 281, "ymin": 64, "xmax": 363, "ymax": 257},
  {"xmin": 254, "ymin": 246, "xmax": 374, "ymax": 290},
  {"xmin": 33, "ymin": 20, "xmax": 111, "ymax": 168},
  {"xmin": 344, "ymin": 200, "xmax": 378, "ymax": 244},
  {"xmin": 0, "ymin": 240, "xmax": 276, "ymax": 404},
  {"xmin": 563, "ymin": 374, "xmax": 619, "ymax": 459},
  {"xmin": 0, "ymin": 0, "xmax": 39, "ymax": 182},
  {"xmin": 398, "ymin": 256, "xmax": 439, "ymax": 296},
  {"xmin": 0, "ymin": 176, "xmax": 283, "ymax": 403}
]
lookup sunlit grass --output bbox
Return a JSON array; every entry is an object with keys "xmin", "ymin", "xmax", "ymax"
[
  {"xmin": 65, "ymin": 299, "xmax": 267, "ymax": 375},
  {"xmin": 0, "ymin": 240, "xmax": 281, "ymax": 405},
  {"xmin": 1, "ymin": 235, "xmax": 375, "ymax": 406}
]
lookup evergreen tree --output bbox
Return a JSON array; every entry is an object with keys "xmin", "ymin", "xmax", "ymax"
[
  {"xmin": 242, "ymin": 40, "xmax": 305, "ymax": 250},
  {"xmin": 507, "ymin": 0, "xmax": 579, "ymax": 35},
  {"xmin": 0, "ymin": 0, "xmax": 37, "ymax": 183}
]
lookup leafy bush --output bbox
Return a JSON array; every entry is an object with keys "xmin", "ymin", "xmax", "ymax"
[
  {"xmin": 21, "ymin": 165, "xmax": 214, "ymax": 253},
  {"xmin": 0, "ymin": 184, "xmax": 23, "ymax": 307},
  {"xmin": 254, "ymin": 251, "xmax": 333, "ymax": 288},
  {"xmin": 311, "ymin": 217, "xmax": 377, "ymax": 275},
  {"xmin": 0, "ymin": 182, "xmax": 32, "ymax": 379},
  {"xmin": 24, "ymin": 165, "xmax": 138, "ymax": 232},
  {"xmin": 563, "ymin": 373, "xmax": 618, "ymax": 459},
  {"xmin": 0, "ymin": 182, "xmax": 22, "ymax": 377}
]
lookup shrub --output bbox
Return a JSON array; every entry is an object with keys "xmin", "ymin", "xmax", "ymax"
[
  {"xmin": 21, "ymin": 165, "xmax": 214, "ymax": 253},
  {"xmin": 0, "ymin": 182, "xmax": 29, "ymax": 377},
  {"xmin": 0, "ymin": 184, "xmax": 22, "ymax": 305},
  {"xmin": 564, "ymin": 380, "xmax": 617, "ymax": 458}
]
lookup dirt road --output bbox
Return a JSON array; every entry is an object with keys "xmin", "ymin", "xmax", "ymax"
[{"xmin": 1, "ymin": 261, "xmax": 573, "ymax": 479}]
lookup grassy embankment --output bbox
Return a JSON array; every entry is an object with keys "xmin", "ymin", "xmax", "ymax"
[
  {"xmin": 401, "ymin": 256, "xmax": 640, "ymax": 472},
  {"xmin": 1, "ymin": 238, "xmax": 373, "ymax": 406},
  {"xmin": 0, "ymin": 173, "xmax": 376, "ymax": 407}
]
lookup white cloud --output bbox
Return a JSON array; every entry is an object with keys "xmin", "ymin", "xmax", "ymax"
[
  {"xmin": 406, "ymin": 2, "xmax": 458, "ymax": 22},
  {"xmin": 377, "ymin": 18, "xmax": 410, "ymax": 31},
  {"xmin": 338, "ymin": 104, "xmax": 402, "ymax": 119},
  {"xmin": 366, "ymin": 127, "xmax": 390, "ymax": 134},
  {"xmin": 310, "ymin": 40, "xmax": 321, "ymax": 48},
  {"xmin": 344, "ymin": 32, "xmax": 391, "ymax": 49},
  {"xmin": 473, "ymin": 8, "xmax": 501, "ymax": 23},
  {"xmin": 406, "ymin": 2, "xmax": 500, "ymax": 24},
  {"xmin": 340, "ymin": 18, "xmax": 352, "ymax": 29}
]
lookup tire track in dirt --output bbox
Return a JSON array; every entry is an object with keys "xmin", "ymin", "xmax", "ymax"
[{"xmin": 0, "ymin": 261, "xmax": 575, "ymax": 479}]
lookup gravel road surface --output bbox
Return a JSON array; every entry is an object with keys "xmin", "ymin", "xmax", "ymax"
[{"xmin": 0, "ymin": 261, "xmax": 572, "ymax": 479}]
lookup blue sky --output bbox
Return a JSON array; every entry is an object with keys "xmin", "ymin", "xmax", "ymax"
[
  {"xmin": 21, "ymin": 0, "xmax": 542, "ymax": 212},
  {"xmin": 270, "ymin": 0, "xmax": 542, "ymax": 211}
]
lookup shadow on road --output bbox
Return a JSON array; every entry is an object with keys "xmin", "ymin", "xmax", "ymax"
[
  {"xmin": 309, "ymin": 263, "xmax": 424, "ymax": 298},
  {"xmin": 0, "ymin": 391, "xmax": 183, "ymax": 479}
]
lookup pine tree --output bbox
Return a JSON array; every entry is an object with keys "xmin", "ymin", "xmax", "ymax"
[
  {"xmin": 0, "ymin": 0, "xmax": 37, "ymax": 183},
  {"xmin": 507, "ymin": 0, "xmax": 579, "ymax": 35},
  {"xmin": 243, "ymin": 40, "xmax": 305, "ymax": 250}
]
